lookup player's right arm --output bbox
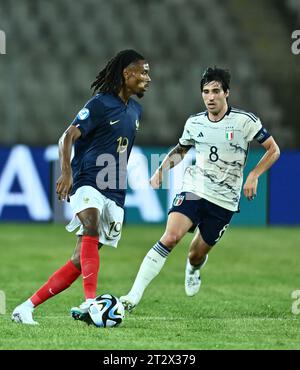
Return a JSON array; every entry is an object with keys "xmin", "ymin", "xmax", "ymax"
[
  {"xmin": 56, "ymin": 125, "xmax": 81, "ymax": 201},
  {"xmin": 150, "ymin": 144, "xmax": 190, "ymax": 189},
  {"xmin": 150, "ymin": 117, "xmax": 194, "ymax": 189}
]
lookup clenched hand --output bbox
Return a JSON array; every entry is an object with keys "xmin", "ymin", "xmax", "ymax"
[
  {"xmin": 150, "ymin": 169, "xmax": 163, "ymax": 189},
  {"xmin": 56, "ymin": 173, "xmax": 73, "ymax": 201}
]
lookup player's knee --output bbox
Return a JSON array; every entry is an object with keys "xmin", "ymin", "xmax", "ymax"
[
  {"xmin": 70, "ymin": 254, "xmax": 81, "ymax": 270},
  {"xmin": 81, "ymin": 217, "xmax": 100, "ymax": 236},
  {"xmin": 82, "ymin": 225, "xmax": 99, "ymax": 236},
  {"xmin": 161, "ymin": 231, "xmax": 182, "ymax": 248},
  {"xmin": 78, "ymin": 211, "xmax": 100, "ymax": 237}
]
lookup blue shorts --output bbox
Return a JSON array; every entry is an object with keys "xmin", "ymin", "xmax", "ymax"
[{"xmin": 168, "ymin": 192, "xmax": 234, "ymax": 246}]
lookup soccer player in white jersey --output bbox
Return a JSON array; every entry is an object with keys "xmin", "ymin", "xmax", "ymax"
[{"xmin": 120, "ymin": 67, "xmax": 280, "ymax": 312}]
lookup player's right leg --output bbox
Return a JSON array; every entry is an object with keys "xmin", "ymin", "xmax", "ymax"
[
  {"xmin": 12, "ymin": 238, "xmax": 83, "ymax": 325},
  {"xmin": 120, "ymin": 212, "xmax": 193, "ymax": 312}
]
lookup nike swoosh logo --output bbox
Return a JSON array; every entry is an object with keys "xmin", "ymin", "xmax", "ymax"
[
  {"xmin": 83, "ymin": 273, "xmax": 94, "ymax": 279},
  {"xmin": 110, "ymin": 120, "xmax": 120, "ymax": 125}
]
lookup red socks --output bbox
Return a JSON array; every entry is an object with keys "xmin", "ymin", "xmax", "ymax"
[
  {"xmin": 30, "ymin": 260, "xmax": 81, "ymax": 307},
  {"xmin": 80, "ymin": 235, "xmax": 100, "ymax": 299}
]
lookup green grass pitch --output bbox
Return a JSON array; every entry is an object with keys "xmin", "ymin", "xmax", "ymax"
[{"xmin": 0, "ymin": 224, "xmax": 299, "ymax": 350}]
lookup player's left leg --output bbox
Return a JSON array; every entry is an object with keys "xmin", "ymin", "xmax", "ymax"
[
  {"xmin": 70, "ymin": 239, "xmax": 102, "ymax": 324},
  {"xmin": 185, "ymin": 231, "xmax": 211, "ymax": 297},
  {"xmin": 185, "ymin": 200, "xmax": 234, "ymax": 296},
  {"xmin": 70, "ymin": 207, "xmax": 101, "ymax": 320},
  {"xmin": 71, "ymin": 195, "xmax": 123, "ymax": 322}
]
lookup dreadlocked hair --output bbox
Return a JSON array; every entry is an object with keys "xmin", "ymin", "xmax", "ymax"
[{"xmin": 91, "ymin": 50, "xmax": 145, "ymax": 95}]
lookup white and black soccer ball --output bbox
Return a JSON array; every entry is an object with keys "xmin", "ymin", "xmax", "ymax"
[{"xmin": 88, "ymin": 294, "xmax": 125, "ymax": 328}]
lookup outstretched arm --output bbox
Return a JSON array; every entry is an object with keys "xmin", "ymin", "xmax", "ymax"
[
  {"xmin": 243, "ymin": 136, "xmax": 280, "ymax": 200},
  {"xmin": 56, "ymin": 125, "xmax": 82, "ymax": 201},
  {"xmin": 150, "ymin": 144, "xmax": 191, "ymax": 189}
]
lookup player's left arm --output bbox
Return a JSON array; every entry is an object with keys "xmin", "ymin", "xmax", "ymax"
[{"xmin": 243, "ymin": 136, "xmax": 280, "ymax": 200}]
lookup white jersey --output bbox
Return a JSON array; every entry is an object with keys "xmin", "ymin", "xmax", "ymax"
[{"xmin": 179, "ymin": 107, "xmax": 263, "ymax": 211}]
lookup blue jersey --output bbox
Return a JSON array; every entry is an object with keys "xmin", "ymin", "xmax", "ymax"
[{"xmin": 70, "ymin": 93, "xmax": 142, "ymax": 208}]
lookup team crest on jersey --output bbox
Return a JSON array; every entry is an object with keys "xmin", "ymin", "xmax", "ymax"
[
  {"xmin": 77, "ymin": 108, "xmax": 90, "ymax": 120},
  {"xmin": 173, "ymin": 194, "xmax": 185, "ymax": 207},
  {"xmin": 225, "ymin": 127, "xmax": 234, "ymax": 141}
]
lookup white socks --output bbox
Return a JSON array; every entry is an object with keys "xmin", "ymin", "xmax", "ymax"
[
  {"xmin": 23, "ymin": 299, "xmax": 35, "ymax": 310},
  {"xmin": 127, "ymin": 242, "xmax": 170, "ymax": 303},
  {"xmin": 186, "ymin": 259, "xmax": 197, "ymax": 273},
  {"xmin": 85, "ymin": 298, "xmax": 95, "ymax": 304}
]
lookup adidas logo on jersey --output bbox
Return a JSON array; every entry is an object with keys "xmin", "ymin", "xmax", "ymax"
[{"xmin": 198, "ymin": 132, "xmax": 204, "ymax": 137}]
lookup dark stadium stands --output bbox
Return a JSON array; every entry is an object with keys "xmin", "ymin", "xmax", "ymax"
[{"xmin": 0, "ymin": 0, "xmax": 299, "ymax": 147}]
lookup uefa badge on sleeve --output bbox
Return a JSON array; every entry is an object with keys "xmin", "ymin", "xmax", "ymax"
[
  {"xmin": 173, "ymin": 194, "xmax": 185, "ymax": 207},
  {"xmin": 77, "ymin": 108, "xmax": 90, "ymax": 120}
]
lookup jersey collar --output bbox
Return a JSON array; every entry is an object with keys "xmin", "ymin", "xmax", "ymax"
[{"xmin": 205, "ymin": 106, "xmax": 231, "ymax": 122}]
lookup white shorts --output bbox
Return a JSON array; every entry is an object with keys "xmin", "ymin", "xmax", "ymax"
[{"xmin": 66, "ymin": 186, "xmax": 124, "ymax": 248}]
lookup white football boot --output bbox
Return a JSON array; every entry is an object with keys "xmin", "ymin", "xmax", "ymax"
[
  {"xmin": 119, "ymin": 295, "xmax": 139, "ymax": 313},
  {"xmin": 70, "ymin": 298, "xmax": 95, "ymax": 322},
  {"xmin": 185, "ymin": 255, "xmax": 208, "ymax": 297},
  {"xmin": 11, "ymin": 304, "xmax": 39, "ymax": 325}
]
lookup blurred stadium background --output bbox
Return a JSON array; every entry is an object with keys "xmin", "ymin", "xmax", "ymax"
[
  {"xmin": 1, "ymin": 0, "xmax": 300, "ymax": 147},
  {"xmin": 0, "ymin": 0, "xmax": 300, "ymax": 225},
  {"xmin": 0, "ymin": 0, "xmax": 300, "ymax": 350}
]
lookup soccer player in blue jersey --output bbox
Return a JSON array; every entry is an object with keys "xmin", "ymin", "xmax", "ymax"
[
  {"xmin": 120, "ymin": 67, "xmax": 280, "ymax": 312},
  {"xmin": 12, "ymin": 50, "xmax": 151, "ymax": 324}
]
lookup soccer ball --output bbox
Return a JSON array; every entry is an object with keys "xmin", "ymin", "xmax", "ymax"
[{"xmin": 88, "ymin": 294, "xmax": 125, "ymax": 328}]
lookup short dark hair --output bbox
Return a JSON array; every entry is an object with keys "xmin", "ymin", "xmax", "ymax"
[
  {"xmin": 200, "ymin": 67, "xmax": 231, "ymax": 92},
  {"xmin": 91, "ymin": 49, "xmax": 145, "ymax": 95}
]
